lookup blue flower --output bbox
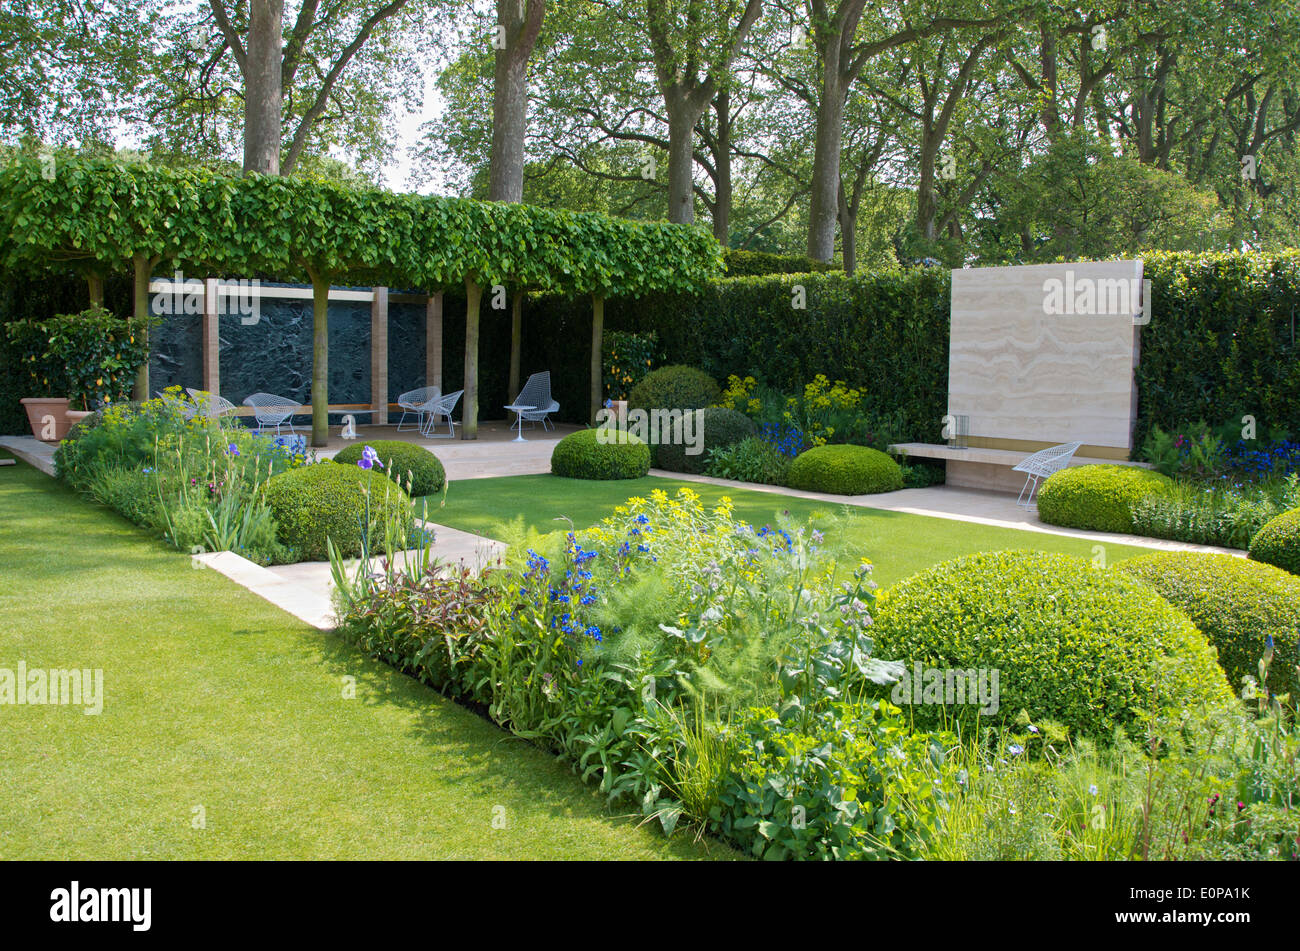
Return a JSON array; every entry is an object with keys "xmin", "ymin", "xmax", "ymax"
[
  {"xmin": 226, "ymin": 442, "xmax": 240, "ymax": 457},
  {"xmin": 357, "ymin": 445, "xmax": 383, "ymax": 470},
  {"xmin": 1007, "ymin": 744, "xmax": 1025, "ymax": 756}
]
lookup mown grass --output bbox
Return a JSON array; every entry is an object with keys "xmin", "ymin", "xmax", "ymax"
[
  {"xmin": 427, "ymin": 473, "xmax": 1155, "ymax": 587},
  {"xmin": 0, "ymin": 454, "xmax": 731, "ymax": 859}
]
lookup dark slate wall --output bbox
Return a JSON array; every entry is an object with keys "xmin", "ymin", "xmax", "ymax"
[{"xmin": 146, "ymin": 286, "xmax": 572, "ymax": 422}]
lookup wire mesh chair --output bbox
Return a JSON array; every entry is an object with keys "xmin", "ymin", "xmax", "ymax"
[
  {"xmin": 186, "ymin": 387, "xmax": 238, "ymax": 420},
  {"xmin": 1013, "ymin": 441, "xmax": 1084, "ymax": 506},
  {"xmin": 396, "ymin": 386, "xmax": 439, "ymax": 432},
  {"xmin": 420, "ymin": 389, "xmax": 463, "ymax": 438},
  {"xmin": 511, "ymin": 372, "xmax": 560, "ymax": 430},
  {"xmin": 243, "ymin": 392, "xmax": 301, "ymax": 436}
]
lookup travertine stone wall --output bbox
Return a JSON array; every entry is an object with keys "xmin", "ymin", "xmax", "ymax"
[{"xmin": 948, "ymin": 260, "xmax": 1143, "ymax": 452}]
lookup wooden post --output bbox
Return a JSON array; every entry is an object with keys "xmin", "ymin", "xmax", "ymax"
[
  {"xmin": 308, "ymin": 269, "xmax": 330, "ymax": 447},
  {"xmin": 370, "ymin": 286, "xmax": 389, "ymax": 425},
  {"xmin": 462, "ymin": 280, "xmax": 482, "ymax": 440},
  {"xmin": 509, "ymin": 291, "xmax": 522, "ymax": 400},
  {"xmin": 203, "ymin": 278, "xmax": 220, "ymax": 400},
  {"xmin": 591, "ymin": 294, "xmax": 605, "ymax": 425},
  {"xmin": 131, "ymin": 253, "xmax": 152, "ymax": 401},
  {"xmin": 426, "ymin": 292, "xmax": 443, "ymax": 390}
]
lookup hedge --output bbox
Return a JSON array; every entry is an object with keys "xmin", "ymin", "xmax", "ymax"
[
  {"xmin": 1037, "ymin": 464, "xmax": 1173, "ymax": 534},
  {"xmin": 550, "ymin": 428, "xmax": 650, "ymax": 480},
  {"xmin": 787, "ymin": 445, "xmax": 904, "ymax": 495},
  {"xmin": 872, "ymin": 551, "xmax": 1232, "ymax": 740},
  {"xmin": 333, "ymin": 441, "xmax": 445, "ymax": 497},
  {"xmin": 654, "ymin": 406, "xmax": 756, "ymax": 474},
  {"xmin": 264, "ymin": 462, "xmax": 414, "ymax": 561},
  {"xmin": 1248, "ymin": 507, "xmax": 1300, "ymax": 575},
  {"xmin": 1118, "ymin": 551, "xmax": 1300, "ymax": 700},
  {"xmin": 722, "ymin": 249, "xmax": 840, "ymax": 277}
]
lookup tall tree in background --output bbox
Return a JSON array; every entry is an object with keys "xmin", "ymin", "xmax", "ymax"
[
  {"xmin": 155, "ymin": 0, "xmax": 441, "ymax": 175},
  {"xmin": 645, "ymin": 0, "xmax": 765, "ymax": 224},
  {"xmin": 489, "ymin": 0, "xmax": 546, "ymax": 201}
]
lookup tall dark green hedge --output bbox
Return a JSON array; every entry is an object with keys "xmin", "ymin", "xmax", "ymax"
[
  {"xmin": 1135, "ymin": 251, "xmax": 1300, "ymax": 446},
  {"xmin": 526, "ymin": 252, "xmax": 1299, "ymax": 442},
  {"xmin": 722, "ymin": 249, "xmax": 840, "ymax": 277}
]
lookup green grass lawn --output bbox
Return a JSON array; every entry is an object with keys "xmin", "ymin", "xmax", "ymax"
[
  {"xmin": 429, "ymin": 474, "xmax": 1155, "ymax": 588},
  {"xmin": 0, "ymin": 453, "xmax": 730, "ymax": 859}
]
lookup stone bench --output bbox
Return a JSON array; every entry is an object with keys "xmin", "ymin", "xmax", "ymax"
[{"xmin": 889, "ymin": 442, "xmax": 1151, "ymax": 494}]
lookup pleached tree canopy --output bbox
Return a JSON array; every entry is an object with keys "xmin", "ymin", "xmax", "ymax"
[{"xmin": 0, "ymin": 156, "xmax": 723, "ymax": 442}]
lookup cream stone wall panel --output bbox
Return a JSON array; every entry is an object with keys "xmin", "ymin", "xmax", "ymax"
[{"xmin": 948, "ymin": 260, "xmax": 1143, "ymax": 452}]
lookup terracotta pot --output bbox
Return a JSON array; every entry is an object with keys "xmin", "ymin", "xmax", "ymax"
[
  {"xmin": 20, "ymin": 397, "xmax": 71, "ymax": 442},
  {"xmin": 65, "ymin": 409, "xmax": 94, "ymax": 434}
]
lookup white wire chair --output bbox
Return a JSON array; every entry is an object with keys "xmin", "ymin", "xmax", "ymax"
[
  {"xmin": 186, "ymin": 387, "xmax": 238, "ymax": 420},
  {"xmin": 243, "ymin": 392, "xmax": 301, "ymax": 436},
  {"xmin": 511, "ymin": 371, "xmax": 560, "ymax": 430},
  {"xmin": 1013, "ymin": 441, "xmax": 1084, "ymax": 506},
  {"xmin": 420, "ymin": 389, "xmax": 463, "ymax": 438},
  {"xmin": 396, "ymin": 385, "xmax": 439, "ymax": 432}
]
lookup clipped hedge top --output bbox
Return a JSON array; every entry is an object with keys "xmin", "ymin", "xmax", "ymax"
[
  {"xmin": 0, "ymin": 156, "xmax": 723, "ymax": 295},
  {"xmin": 333, "ymin": 440, "xmax": 446, "ymax": 497},
  {"xmin": 1248, "ymin": 507, "xmax": 1300, "ymax": 575},
  {"xmin": 873, "ymin": 550, "xmax": 1232, "ymax": 739},
  {"xmin": 1118, "ymin": 550, "xmax": 1300, "ymax": 698}
]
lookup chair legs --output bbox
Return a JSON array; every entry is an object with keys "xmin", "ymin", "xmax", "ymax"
[
  {"xmin": 1017, "ymin": 473, "xmax": 1040, "ymax": 507},
  {"xmin": 421, "ymin": 414, "xmax": 454, "ymax": 438}
]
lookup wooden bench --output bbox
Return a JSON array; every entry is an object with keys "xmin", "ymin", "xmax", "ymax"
[{"xmin": 889, "ymin": 442, "xmax": 1151, "ymax": 494}]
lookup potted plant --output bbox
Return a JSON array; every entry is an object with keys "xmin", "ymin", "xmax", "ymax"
[{"xmin": 7, "ymin": 307, "xmax": 153, "ymax": 441}]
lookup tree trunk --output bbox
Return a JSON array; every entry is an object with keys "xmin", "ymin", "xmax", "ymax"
[
  {"xmin": 591, "ymin": 295, "xmax": 604, "ymax": 425},
  {"xmin": 837, "ymin": 183, "xmax": 857, "ymax": 275},
  {"xmin": 489, "ymin": 1, "xmax": 545, "ymax": 202},
  {"xmin": 509, "ymin": 292, "xmax": 522, "ymax": 400},
  {"xmin": 308, "ymin": 269, "xmax": 329, "ymax": 446},
  {"xmin": 666, "ymin": 103, "xmax": 698, "ymax": 224},
  {"xmin": 712, "ymin": 88, "xmax": 732, "ymax": 243},
  {"xmin": 807, "ymin": 72, "xmax": 846, "ymax": 261},
  {"xmin": 88, "ymin": 272, "xmax": 104, "ymax": 309},
  {"xmin": 462, "ymin": 279, "xmax": 482, "ymax": 440},
  {"xmin": 917, "ymin": 125, "xmax": 939, "ymax": 243},
  {"xmin": 244, "ymin": 0, "xmax": 284, "ymax": 175},
  {"xmin": 131, "ymin": 254, "xmax": 151, "ymax": 401}
]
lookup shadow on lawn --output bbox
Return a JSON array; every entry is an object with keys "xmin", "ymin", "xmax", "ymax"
[{"xmin": 304, "ymin": 629, "xmax": 740, "ymax": 859}]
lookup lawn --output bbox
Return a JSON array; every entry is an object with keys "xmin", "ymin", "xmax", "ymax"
[
  {"xmin": 429, "ymin": 474, "xmax": 1155, "ymax": 587},
  {"xmin": 0, "ymin": 453, "xmax": 729, "ymax": 859}
]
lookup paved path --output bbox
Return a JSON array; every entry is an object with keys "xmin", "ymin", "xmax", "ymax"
[
  {"xmin": 650, "ymin": 469, "xmax": 1244, "ymax": 557},
  {"xmin": 195, "ymin": 522, "xmax": 506, "ymax": 630}
]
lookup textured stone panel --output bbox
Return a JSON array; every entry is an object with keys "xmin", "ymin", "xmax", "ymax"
[{"xmin": 948, "ymin": 260, "xmax": 1142, "ymax": 451}]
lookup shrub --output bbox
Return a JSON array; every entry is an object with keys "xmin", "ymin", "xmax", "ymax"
[
  {"xmin": 1129, "ymin": 475, "xmax": 1300, "ymax": 550},
  {"xmin": 264, "ymin": 462, "xmax": 413, "ymax": 561},
  {"xmin": 1248, "ymin": 507, "xmax": 1300, "ymax": 575},
  {"xmin": 1119, "ymin": 551, "xmax": 1300, "ymax": 700},
  {"xmin": 1037, "ymin": 464, "xmax": 1173, "ymax": 534},
  {"xmin": 626, "ymin": 364, "xmax": 719, "ymax": 413},
  {"xmin": 550, "ymin": 428, "xmax": 650, "ymax": 480},
  {"xmin": 602, "ymin": 329, "xmax": 658, "ymax": 401},
  {"xmin": 786, "ymin": 444, "xmax": 903, "ymax": 494},
  {"xmin": 705, "ymin": 435, "xmax": 791, "ymax": 485},
  {"xmin": 714, "ymin": 701, "xmax": 956, "ymax": 860},
  {"xmin": 871, "ymin": 551, "xmax": 1232, "ymax": 740},
  {"xmin": 722, "ymin": 248, "xmax": 840, "ymax": 277},
  {"xmin": 333, "ymin": 440, "xmax": 445, "ymax": 497},
  {"xmin": 654, "ymin": 406, "xmax": 756, "ymax": 474}
]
